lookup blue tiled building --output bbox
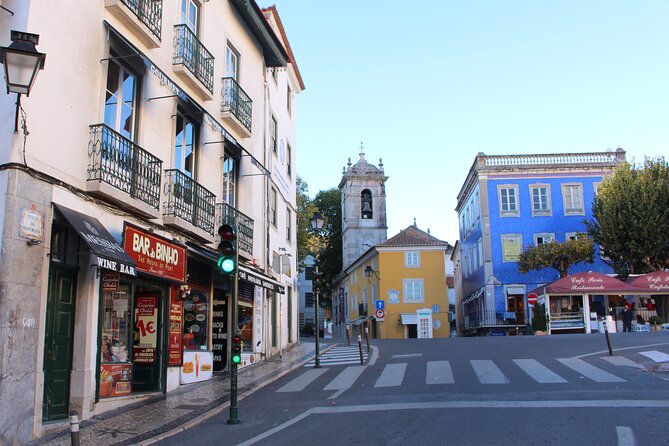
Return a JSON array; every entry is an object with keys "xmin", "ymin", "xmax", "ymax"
[{"xmin": 454, "ymin": 150, "xmax": 626, "ymax": 336}]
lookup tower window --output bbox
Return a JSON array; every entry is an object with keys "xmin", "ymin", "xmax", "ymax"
[{"xmin": 361, "ymin": 189, "xmax": 373, "ymax": 219}]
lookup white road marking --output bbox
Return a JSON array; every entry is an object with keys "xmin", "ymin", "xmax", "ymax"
[
  {"xmin": 277, "ymin": 368, "xmax": 328, "ymax": 392},
  {"xmin": 374, "ymin": 363, "xmax": 407, "ymax": 388},
  {"xmin": 471, "ymin": 360, "xmax": 509, "ymax": 384},
  {"xmin": 616, "ymin": 426, "xmax": 637, "ymax": 446},
  {"xmin": 557, "ymin": 358, "xmax": 626, "ymax": 383},
  {"xmin": 513, "ymin": 359, "xmax": 567, "ymax": 383},
  {"xmin": 600, "ymin": 356, "xmax": 643, "ymax": 369},
  {"xmin": 426, "ymin": 361, "xmax": 454, "ymax": 385},
  {"xmin": 639, "ymin": 350, "xmax": 669, "ymax": 363},
  {"xmin": 391, "ymin": 353, "xmax": 423, "ymax": 358},
  {"xmin": 323, "ymin": 366, "xmax": 366, "ymax": 391}
]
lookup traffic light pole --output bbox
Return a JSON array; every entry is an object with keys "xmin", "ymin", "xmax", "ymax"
[
  {"xmin": 227, "ymin": 220, "xmax": 240, "ymax": 425},
  {"xmin": 314, "ymin": 266, "xmax": 321, "ymax": 368}
]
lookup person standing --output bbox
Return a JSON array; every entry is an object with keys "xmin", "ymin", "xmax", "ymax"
[{"xmin": 621, "ymin": 306, "xmax": 633, "ymax": 332}]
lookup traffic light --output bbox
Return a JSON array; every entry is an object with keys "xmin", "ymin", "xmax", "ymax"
[
  {"xmin": 231, "ymin": 334, "xmax": 242, "ymax": 365},
  {"xmin": 313, "ymin": 272, "xmax": 323, "ymax": 292},
  {"xmin": 217, "ymin": 224, "xmax": 236, "ymax": 274}
]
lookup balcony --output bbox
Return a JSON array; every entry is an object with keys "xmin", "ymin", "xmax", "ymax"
[
  {"xmin": 87, "ymin": 124, "xmax": 162, "ymax": 219},
  {"xmin": 216, "ymin": 202, "xmax": 254, "ymax": 260},
  {"xmin": 163, "ymin": 169, "xmax": 216, "ymax": 241},
  {"xmin": 173, "ymin": 25, "xmax": 214, "ymax": 100},
  {"xmin": 221, "ymin": 77, "xmax": 252, "ymax": 137},
  {"xmin": 105, "ymin": 0, "xmax": 162, "ymax": 48}
]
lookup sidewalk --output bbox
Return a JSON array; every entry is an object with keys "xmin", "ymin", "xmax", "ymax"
[{"xmin": 33, "ymin": 341, "xmax": 329, "ymax": 446}]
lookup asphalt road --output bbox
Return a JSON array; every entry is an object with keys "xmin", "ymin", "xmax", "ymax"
[{"xmin": 158, "ymin": 332, "xmax": 669, "ymax": 446}]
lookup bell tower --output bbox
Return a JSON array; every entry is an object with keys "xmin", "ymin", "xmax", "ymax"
[{"xmin": 338, "ymin": 144, "xmax": 388, "ymax": 269}]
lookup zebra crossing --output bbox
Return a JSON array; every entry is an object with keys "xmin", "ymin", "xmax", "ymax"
[
  {"xmin": 283, "ymin": 350, "xmax": 667, "ymax": 394},
  {"xmin": 303, "ymin": 345, "xmax": 368, "ymax": 367}
]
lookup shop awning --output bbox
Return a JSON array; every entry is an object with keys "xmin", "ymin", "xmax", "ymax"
[
  {"xmin": 239, "ymin": 266, "xmax": 285, "ymax": 294},
  {"xmin": 400, "ymin": 313, "xmax": 417, "ymax": 325},
  {"xmin": 629, "ymin": 271, "xmax": 669, "ymax": 294},
  {"xmin": 54, "ymin": 204, "xmax": 136, "ymax": 276},
  {"xmin": 543, "ymin": 271, "xmax": 634, "ymax": 295},
  {"xmin": 463, "ymin": 287, "xmax": 484, "ymax": 305}
]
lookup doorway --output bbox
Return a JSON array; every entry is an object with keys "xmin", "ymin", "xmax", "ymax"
[
  {"xmin": 43, "ymin": 267, "xmax": 77, "ymax": 421},
  {"xmin": 407, "ymin": 324, "xmax": 417, "ymax": 338}
]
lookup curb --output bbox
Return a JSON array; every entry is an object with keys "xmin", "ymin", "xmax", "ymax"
[{"xmin": 138, "ymin": 343, "xmax": 338, "ymax": 445}]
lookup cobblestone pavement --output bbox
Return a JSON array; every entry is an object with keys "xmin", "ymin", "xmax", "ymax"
[{"xmin": 32, "ymin": 341, "xmax": 331, "ymax": 446}]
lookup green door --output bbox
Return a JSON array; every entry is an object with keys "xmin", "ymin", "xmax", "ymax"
[{"xmin": 43, "ymin": 268, "xmax": 77, "ymax": 421}]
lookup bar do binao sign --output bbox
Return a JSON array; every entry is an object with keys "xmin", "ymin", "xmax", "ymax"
[{"xmin": 123, "ymin": 223, "xmax": 187, "ymax": 282}]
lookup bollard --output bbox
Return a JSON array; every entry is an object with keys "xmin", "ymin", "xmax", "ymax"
[
  {"xmin": 357, "ymin": 334, "xmax": 364, "ymax": 365},
  {"xmin": 69, "ymin": 410, "xmax": 80, "ymax": 446},
  {"xmin": 346, "ymin": 324, "xmax": 350, "ymax": 346},
  {"xmin": 602, "ymin": 317, "xmax": 614, "ymax": 356},
  {"xmin": 364, "ymin": 324, "xmax": 370, "ymax": 353}
]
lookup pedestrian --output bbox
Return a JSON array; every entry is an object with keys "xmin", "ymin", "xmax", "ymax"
[{"xmin": 621, "ymin": 306, "xmax": 633, "ymax": 332}]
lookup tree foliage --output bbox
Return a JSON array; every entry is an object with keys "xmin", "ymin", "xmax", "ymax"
[
  {"xmin": 586, "ymin": 157, "xmax": 669, "ymax": 276},
  {"xmin": 311, "ymin": 188, "xmax": 343, "ymax": 306},
  {"xmin": 517, "ymin": 235, "xmax": 595, "ymax": 278},
  {"xmin": 296, "ymin": 176, "xmax": 318, "ymax": 269}
]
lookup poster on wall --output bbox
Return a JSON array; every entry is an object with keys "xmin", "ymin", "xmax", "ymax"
[
  {"xmin": 99, "ymin": 364, "xmax": 132, "ymax": 398},
  {"xmin": 133, "ymin": 295, "xmax": 157, "ymax": 364},
  {"xmin": 180, "ymin": 351, "xmax": 213, "ymax": 384},
  {"xmin": 168, "ymin": 288, "xmax": 183, "ymax": 366}
]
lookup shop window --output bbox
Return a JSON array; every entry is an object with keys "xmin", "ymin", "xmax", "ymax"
[
  {"xmin": 99, "ymin": 283, "xmax": 133, "ymax": 398},
  {"xmin": 239, "ymin": 303, "xmax": 253, "ymax": 352}
]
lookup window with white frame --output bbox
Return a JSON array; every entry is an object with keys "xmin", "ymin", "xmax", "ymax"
[
  {"xmin": 477, "ymin": 238, "xmax": 484, "ymax": 267},
  {"xmin": 501, "ymin": 234, "xmax": 522, "ymax": 262},
  {"xmin": 498, "ymin": 185, "xmax": 519, "ymax": 217},
  {"xmin": 534, "ymin": 233, "xmax": 554, "ymax": 246},
  {"xmin": 270, "ymin": 115, "xmax": 278, "ymax": 155},
  {"xmin": 179, "ymin": 0, "xmax": 199, "ymax": 34},
  {"xmin": 562, "ymin": 183, "xmax": 584, "ymax": 216},
  {"xmin": 286, "ymin": 142, "xmax": 292, "ymax": 178},
  {"xmin": 225, "ymin": 44, "xmax": 239, "ymax": 80},
  {"xmin": 405, "ymin": 251, "xmax": 420, "ymax": 268},
  {"xmin": 286, "ymin": 207, "xmax": 292, "ymax": 242},
  {"xmin": 222, "ymin": 154, "xmax": 236, "ymax": 207},
  {"xmin": 174, "ymin": 110, "xmax": 198, "ymax": 178},
  {"xmin": 530, "ymin": 184, "xmax": 551, "ymax": 216},
  {"xmin": 371, "ymin": 284, "xmax": 376, "ymax": 301},
  {"xmin": 403, "ymin": 279, "xmax": 424, "ymax": 303},
  {"xmin": 475, "ymin": 191, "xmax": 480, "ymax": 221},
  {"xmin": 565, "ymin": 232, "xmax": 578, "ymax": 241},
  {"xmin": 462, "ymin": 253, "xmax": 469, "ymax": 277},
  {"xmin": 593, "ymin": 181, "xmax": 601, "ymax": 196},
  {"xmin": 104, "ymin": 51, "xmax": 139, "ymax": 142},
  {"xmin": 287, "ymin": 86, "xmax": 292, "ymax": 114},
  {"xmin": 270, "ymin": 188, "xmax": 277, "ymax": 226}
]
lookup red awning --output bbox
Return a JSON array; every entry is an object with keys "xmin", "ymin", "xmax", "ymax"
[
  {"xmin": 629, "ymin": 271, "xmax": 669, "ymax": 294},
  {"xmin": 543, "ymin": 271, "xmax": 635, "ymax": 295}
]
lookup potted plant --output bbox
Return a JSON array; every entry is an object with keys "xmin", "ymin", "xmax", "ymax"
[
  {"xmin": 532, "ymin": 303, "xmax": 549, "ymax": 335},
  {"xmin": 649, "ymin": 315, "xmax": 664, "ymax": 331}
]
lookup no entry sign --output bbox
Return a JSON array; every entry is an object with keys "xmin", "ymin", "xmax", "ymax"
[{"xmin": 527, "ymin": 293, "xmax": 538, "ymax": 306}]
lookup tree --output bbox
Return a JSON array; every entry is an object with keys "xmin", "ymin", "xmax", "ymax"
[
  {"xmin": 296, "ymin": 176, "xmax": 318, "ymax": 269},
  {"xmin": 517, "ymin": 235, "xmax": 595, "ymax": 278},
  {"xmin": 586, "ymin": 157, "xmax": 669, "ymax": 276},
  {"xmin": 311, "ymin": 188, "xmax": 343, "ymax": 309}
]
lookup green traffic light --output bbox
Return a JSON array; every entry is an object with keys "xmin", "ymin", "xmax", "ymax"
[
  {"xmin": 218, "ymin": 256, "xmax": 235, "ymax": 273},
  {"xmin": 231, "ymin": 354, "xmax": 241, "ymax": 364}
]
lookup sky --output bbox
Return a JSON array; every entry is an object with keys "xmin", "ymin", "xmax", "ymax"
[{"xmin": 261, "ymin": 0, "xmax": 669, "ymax": 244}]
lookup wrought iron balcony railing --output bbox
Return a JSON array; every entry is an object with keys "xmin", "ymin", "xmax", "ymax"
[
  {"xmin": 216, "ymin": 202, "xmax": 254, "ymax": 257},
  {"xmin": 119, "ymin": 0, "xmax": 163, "ymax": 40},
  {"xmin": 221, "ymin": 77, "xmax": 252, "ymax": 133},
  {"xmin": 173, "ymin": 25, "xmax": 214, "ymax": 93},
  {"xmin": 164, "ymin": 169, "xmax": 216, "ymax": 235},
  {"xmin": 88, "ymin": 124, "xmax": 162, "ymax": 209}
]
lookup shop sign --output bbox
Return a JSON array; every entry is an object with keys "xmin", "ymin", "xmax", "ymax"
[
  {"xmin": 99, "ymin": 363, "xmax": 132, "ymax": 398},
  {"xmin": 168, "ymin": 289, "xmax": 183, "ymax": 366},
  {"xmin": 19, "ymin": 205, "xmax": 44, "ymax": 241},
  {"xmin": 123, "ymin": 223, "xmax": 187, "ymax": 282},
  {"xmin": 238, "ymin": 268, "xmax": 285, "ymax": 294},
  {"xmin": 180, "ymin": 351, "xmax": 213, "ymax": 384},
  {"xmin": 102, "ymin": 272, "xmax": 120, "ymax": 291},
  {"xmin": 133, "ymin": 296, "xmax": 157, "ymax": 364}
]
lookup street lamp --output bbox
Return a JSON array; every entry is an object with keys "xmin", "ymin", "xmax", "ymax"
[
  {"xmin": 363, "ymin": 265, "xmax": 380, "ymax": 279},
  {"xmin": 309, "ymin": 211, "xmax": 325, "ymax": 368},
  {"xmin": 0, "ymin": 30, "xmax": 46, "ymax": 131}
]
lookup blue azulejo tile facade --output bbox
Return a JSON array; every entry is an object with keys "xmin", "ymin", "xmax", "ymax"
[{"xmin": 455, "ymin": 150, "xmax": 626, "ymax": 336}]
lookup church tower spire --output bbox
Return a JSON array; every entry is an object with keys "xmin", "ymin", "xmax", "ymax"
[{"xmin": 338, "ymin": 143, "xmax": 388, "ymax": 269}]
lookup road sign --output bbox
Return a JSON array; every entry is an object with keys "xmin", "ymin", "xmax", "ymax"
[
  {"xmin": 375, "ymin": 300, "xmax": 385, "ymax": 310},
  {"xmin": 527, "ymin": 293, "xmax": 538, "ymax": 306},
  {"xmin": 375, "ymin": 309, "xmax": 385, "ymax": 319}
]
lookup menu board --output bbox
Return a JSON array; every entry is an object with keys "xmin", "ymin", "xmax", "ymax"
[
  {"xmin": 183, "ymin": 291, "xmax": 208, "ymax": 350},
  {"xmin": 168, "ymin": 288, "xmax": 183, "ymax": 366},
  {"xmin": 180, "ymin": 351, "xmax": 213, "ymax": 384},
  {"xmin": 212, "ymin": 298, "xmax": 227, "ymax": 372},
  {"xmin": 133, "ymin": 295, "xmax": 157, "ymax": 364}
]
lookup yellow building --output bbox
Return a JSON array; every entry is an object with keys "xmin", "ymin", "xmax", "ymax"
[{"xmin": 341, "ymin": 225, "xmax": 453, "ymax": 338}]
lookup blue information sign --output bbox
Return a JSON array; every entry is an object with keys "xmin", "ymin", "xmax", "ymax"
[{"xmin": 375, "ymin": 300, "xmax": 385, "ymax": 310}]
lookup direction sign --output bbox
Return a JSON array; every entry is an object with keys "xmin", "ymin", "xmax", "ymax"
[
  {"xmin": 375, "ymin": 309, "xmax": 385, "ymax": 319},
  {"xmin": 527, "ymin": 293, "xmax": 538, "ymax": 306}
]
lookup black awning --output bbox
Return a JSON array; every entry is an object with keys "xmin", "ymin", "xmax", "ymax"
[{"xmin": 54, "ymin": 204, "xmax": 136, "ymax": 276}]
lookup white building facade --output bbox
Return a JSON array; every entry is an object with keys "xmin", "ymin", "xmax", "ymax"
[{"xmin": 0, "ymin": 0, "xmax": 302, "ymax": 442}]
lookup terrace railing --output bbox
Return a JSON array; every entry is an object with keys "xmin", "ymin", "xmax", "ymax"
[
  {"xmin": 164, "ymin": 169, "xmax": 216, "ymax": 235},
  {"xmin": 173, "ymin": 24, "xmax": 214, "ymax": 93}
]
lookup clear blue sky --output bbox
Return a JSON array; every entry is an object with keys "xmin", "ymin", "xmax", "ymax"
[{"xmin": 262, "ymin": 0, "xmax": 669, "ymax": 244}]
